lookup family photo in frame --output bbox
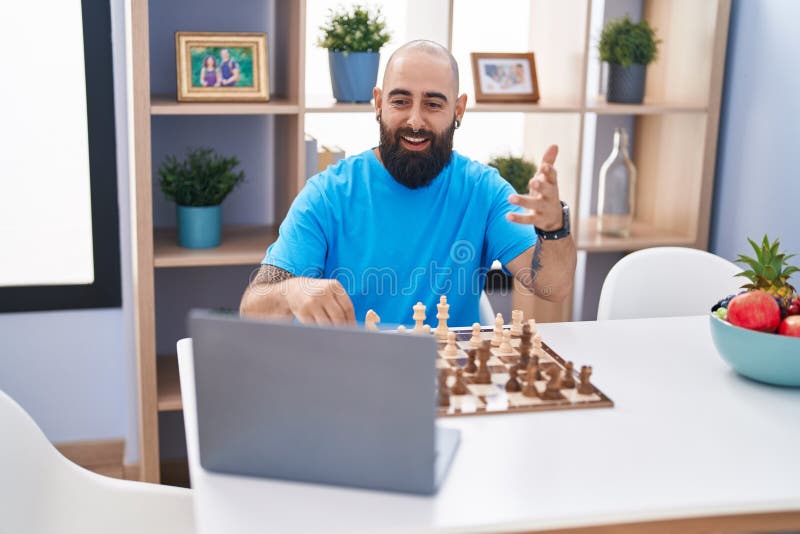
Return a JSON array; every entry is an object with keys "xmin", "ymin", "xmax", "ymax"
[
  {"xmin": 176, "ymin": 32, "xmax": 269, "ymax": 102},
  {"xmin": 471, "ymin": 52, "xmax": 539, "ymax": 103}
]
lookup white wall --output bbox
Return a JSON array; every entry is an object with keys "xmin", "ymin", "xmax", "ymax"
[{"xmin": 709, "ymin": 0, "xmax": 800, "ymax": 272}]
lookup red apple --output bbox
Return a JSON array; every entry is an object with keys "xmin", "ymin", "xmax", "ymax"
[
  {"xmin": 778, "ymin": 315, "xmax": 800, "ymax": 337},
  {"xmin": 727, "ymin": 290, "xmax": 781, "ymax": 332}
]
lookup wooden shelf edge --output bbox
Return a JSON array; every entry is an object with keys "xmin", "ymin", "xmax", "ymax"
[
  {"xmin": 157, "ymin": 355, "xmax": 182, "ymax": 412},
  {"xmin": 576, "ymin": 218, "xmax": 695, "ymax": 253},
  {"xmin": 586, "ymin": 97, "xmax": 707, "ymax": 115},
  {"xmin": 304, "ymin": 98, "xmax": 582, "ymax": 114},
  {"xmin": 153, "ymin": 224, "xmax": 278, "ymax": 268},
  {"xmin": 151, "ymin": 94, "xmax": 300, "ymax": 115}
]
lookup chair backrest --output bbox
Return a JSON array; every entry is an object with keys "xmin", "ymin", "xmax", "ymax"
[
  {"xmin": 597, "ymin": 247, "xmax": 742, "ymax": 320},
  {"xmin": 479, "ymin": 290, "xmax": 495, "ymax": 325},
  {"xmin": 0, "ymin": 389, "xmax": 195, "ymax": 534}
]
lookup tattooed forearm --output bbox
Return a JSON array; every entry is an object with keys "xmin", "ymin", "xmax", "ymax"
[
  {"xmin": 529, "ymin": 237, "xmax": 543, "ymax": 284},
  {"xmin": 252, "ymin": 264, "xmax": 295, "ymax": 287}
]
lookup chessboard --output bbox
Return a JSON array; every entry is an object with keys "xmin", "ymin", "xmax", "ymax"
[{"xmin": 434, "ymin": 325, "xmax": 614, "ymax": 418}]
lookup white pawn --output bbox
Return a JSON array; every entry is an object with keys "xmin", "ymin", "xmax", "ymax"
[
  {"xmin": 498, "ymin": 330, "xmax": 514, "ymax": 354},
  {"xmin": 444, "ymin": 331, "xmax": 459, "ymax": 356},
  {"xmin": 510, "ymin": 309, "xmax": 524, "ymax": 336},
  {"xmin": 469, "ymin": 322, "xmax": 483, "ymax": 346},
  {"xmin": 491, "ymin": 313, "xmax": 504, "ymax": 346},
  {"xmin": 397, "ymin": 325, "xmax": 407, "ymax": 333},
  {"xmin": 365, "ymin": 309, "xmax": 380, "ymax": 331},
  {"xmin": 435, "ymin": 295, "xmax": 450, "ymax": 340},
  {"xmin": 413, "ymin": 302, "xmax": 427, "ymax": 333}
]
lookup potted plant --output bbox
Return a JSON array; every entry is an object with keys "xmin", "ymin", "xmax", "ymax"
[
  {"xmin": 599, "ymin": 16, "xmax": 660, "ymax": 104},
  {"xmin": 158, "ymin": 147, "xmax": 244, "ymax": 249},
  {"xmin": 487, "ymin": 154, "xmax": 537, "ymax": 194},
  {"xmin": 317, "ymin": 5, "xmax": 391, "ymax": 103}
]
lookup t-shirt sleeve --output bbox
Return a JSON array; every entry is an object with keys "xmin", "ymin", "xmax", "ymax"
[
  {"xmin": 483, "ymin": 169, "xmax": 538, "ymax": 270},
  {"xmin": 262, "ymin": 179, "xmax": 328, "ymax": 278}
]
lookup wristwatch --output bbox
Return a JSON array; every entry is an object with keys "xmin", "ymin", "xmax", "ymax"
[{"xmin": 535, "ymin": 201, "xmax": 571, "ymax": 240}]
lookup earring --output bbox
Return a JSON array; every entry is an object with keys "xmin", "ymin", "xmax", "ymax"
[
  {"xmin": 455, "ymin": 118, "xmax": 461, "ymax": 129},
  {"xmin": 375, "ymin": 113, "xmax": 381, "ymax": 123}
]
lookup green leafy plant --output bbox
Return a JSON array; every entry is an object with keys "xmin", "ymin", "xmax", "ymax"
[
  {"xmin": 316, "ymin": 5, "xmax": 391, "ymax": 53},
  {"xmin": 599, "ymin": 16, "xmax": 660, "ymax": 68},
  {"xmin": 158, "ymin": 147, "xmax": 245, "ymax": 207},
  {"xmin": 487, "ymin": 154, "xmax": 537, "ymax": 195},
  {"xmin": 735, "ymin": 235, "xmax": 798, "ymax": 301}
]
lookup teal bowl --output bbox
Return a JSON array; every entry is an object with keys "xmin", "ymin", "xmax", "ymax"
[{"xmin": 709, "ymin": 314, "xmax": 800, "ymax": 386}]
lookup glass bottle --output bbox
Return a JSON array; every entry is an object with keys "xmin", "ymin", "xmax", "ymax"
[{"xmin": 597, "ymin": 127, "xmax": 636, "ymax": 237}]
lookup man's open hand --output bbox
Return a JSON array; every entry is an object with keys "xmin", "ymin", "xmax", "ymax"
[{"xmin": 506, "ymin": 144, "xmax": 562, "ymax": 231}]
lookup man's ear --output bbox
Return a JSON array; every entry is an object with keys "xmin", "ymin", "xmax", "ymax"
[
  {"xmin": 455, "ymin": 93, "xmax": 468, "ymax": 123},
  {"xmin": 373, "ymin": 87, "xmax": 382, "ymax": 117}
]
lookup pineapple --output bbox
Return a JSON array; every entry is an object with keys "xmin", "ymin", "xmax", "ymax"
[{"xmin": 735, "ymin": 235, "xmax": 799, "ymax": 305}]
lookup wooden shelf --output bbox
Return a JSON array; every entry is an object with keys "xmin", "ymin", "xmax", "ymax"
[
  {"xmin": 586, "ymin": 97, "xmax": 707, "ymax": 115},
  {"xmin": 151, "ymin": 95, "xmax": 300, "ymax": 115},
  {"xmin": 577, "ymin": 218, "xmax": 695, "ymax": 252},
  {"xmin": 157, "ymin": 355, "xmax": 182, "ymax": 412},
  {"xmin": 304, "ymin": 96, "xmax": 581, "ymax": 114},
  {"xmin": 153, "ymin": 225, "xmax": 278, "ymax": 268}
]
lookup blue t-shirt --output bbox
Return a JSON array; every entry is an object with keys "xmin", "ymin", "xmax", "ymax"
[{"xmin": 264, "ymin": 149, "xmax": 537, "ymax": 327}]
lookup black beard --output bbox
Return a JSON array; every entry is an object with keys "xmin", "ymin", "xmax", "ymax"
[{"xmin": 378, "ymin": 119, "xmax": 455, "ymax": 189}]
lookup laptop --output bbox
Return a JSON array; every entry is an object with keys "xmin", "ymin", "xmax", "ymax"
[{"xmin": 188, "ymin": 309, "xmax": 460, "ymax": 495}]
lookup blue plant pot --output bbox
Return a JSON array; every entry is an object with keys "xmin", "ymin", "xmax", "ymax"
[
  {"xmin": 328, "ymin": 51, "xmax": 380, "ymax": 103},
  {"xmin": 177, "ymin": 205, "xmax": 221, "ymax": 249}
]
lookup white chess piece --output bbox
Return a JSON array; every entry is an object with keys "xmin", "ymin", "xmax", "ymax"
[
  {"xmin": 510, "ymin": 309, "xmax": 524, "ymax": 336},
  {"xmin": 444, "ymin": 331, "xmax": 459, "ymax": 356},
  {"xmin": 365, "ymin": 309, "xmax": 380, "ymax": 331},
  {"xmin": 435, "ymin": 295, "xmax": 450, "ymax": 340},
  {"xmin": 528, "ymin": 318, "xmax": 538, "ymax": 336},
  {"xmin": 492, "ymin": 313, "xmax": 504, "ymax": 346},
  {"xmin": 498, "ymin": 330, "xmax": 514, "ymax": 354},
  {"xmin": 469, "ymin": 322, "xmax": 482, "ymax": 346},
  {"xmin": 413, "ymin": 302, "xmax": 427, "ymax": 333}
]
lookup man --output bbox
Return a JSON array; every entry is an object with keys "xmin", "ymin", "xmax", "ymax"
[
  {"xmin": 219, "ymin": 49, "xmax": 240, "ymax": 87},
  {"xmin": 240, "ymin": 40, "xmax": 576, "ymax": 326}
]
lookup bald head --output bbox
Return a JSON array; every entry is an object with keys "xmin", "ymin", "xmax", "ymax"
[{"xmin": 383, "ymin": 40, "xmax": 459, "ymax": 94}]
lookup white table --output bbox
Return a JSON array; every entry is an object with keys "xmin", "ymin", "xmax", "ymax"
[{"xmin": 177, "ymin": 316, "xmax": 800, "ymax": 533}]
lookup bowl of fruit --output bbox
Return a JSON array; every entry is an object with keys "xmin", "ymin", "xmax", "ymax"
[{"xmin": 709, "ymin": 236, "xmax": 800, "ymax": 386}]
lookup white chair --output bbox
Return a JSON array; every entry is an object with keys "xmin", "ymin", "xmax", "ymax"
[
  {"xmin": 597, "ymin": 247, "xmax": 742, "ymax": 320},
  {"xmin": 479, "ymin": 290, "xmax": 495, "ymax": 325},
  {"xmin": 0, "ymin": 389, "xmax": 195, "ymax": 534}
]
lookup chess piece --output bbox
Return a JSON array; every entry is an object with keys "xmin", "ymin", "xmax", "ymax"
[
  {"xmin": 510, "ymin": 309, "xmax": 524, "ymax": 336},
  {"xmin": 527, "ymin": 319, "xmax": 538, "ymax": 339},
  {"xmin": 413, "ymin": 302, "xmax": 427, "ymax": 333},
  {"xmin": 518, "ymin": 323, "xmax": 532, "ymax": 369},
  {"xmin": 505, "ymin": 365, "xmax": 521, "ymax": 392},
  {"xmin": 438, "ymin": 369, "xmax": 450, "ymax": 407},
  {"xmin": 450, "ymin": 368, "xmax": 468, "ymax": 395},
  {"xmin": 498, "ymin": 330, "xmax": 514, "ymax": 354},
  {"xmin": 578, "ymin": 365, "xmax": 594, "ymax": 395},
  {"xmin": 475, "ymin": 341, "xmax": 492, "ymax": 384},
  {"xmin": 469, "ymin": 322, "xmax": 482, "ymax": 347},
  {"xmin": 435, "ymin": 295, "xmax": 450, "ymax": 340},
  {"xmin": 397, "ymin": 325, "xmax": 407, "ymax": 333},
  {"xmin": 541, "ymin": 367, "xmax": 563, "ymax": 400},
  {"xmin": 528, "ymin": 355, "xmax": 544, "ymax": 381},
  {"xmin": 365, "ymin": 309, "xmax": 380, "ymax": 331},
  {"xmin": 422, "ymin": 324, "xmax": 432, "ymax": 334},
  {"xmin": 491, "ymin": 313, "xmax": 504, "ymax": 346},
  {"xmin": 522, "ymin": 365, "xmax": 539, "ymax": 397},
  {"xmin": 562, "ymin": 361, "xmax": 576, "ymax": 389},
  {"xmin": 443, "ymin": 331, "xmax": 459, "ymax": 356},
  {"xmin": 464, "ymin": 349, "xmax": 478, "ymax": 374}
]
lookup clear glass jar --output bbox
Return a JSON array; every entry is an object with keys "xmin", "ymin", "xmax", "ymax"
[{"xmin": 597, "ymin": 127, "xmax": 637, "ymax": 237}]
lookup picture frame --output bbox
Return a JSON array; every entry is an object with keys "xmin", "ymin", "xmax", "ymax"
[
  {"xmin": 470, "ymin": 52, "xmax": 539, "ymax": 103},
  {"xmin": 175, "ymin": 32, "xmax": 269, "ymax": 102}
]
